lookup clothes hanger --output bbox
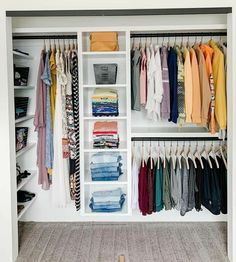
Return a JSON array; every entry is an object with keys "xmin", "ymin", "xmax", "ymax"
[
  {"xmin": 170, "ymin": 141, "xmax": 176, "ymax": 170},
  {"xmin": 149, "ymin": 141, "xmax": 153, "ymax": 169},
  {"xmin": 194, "ymin": 141, "xmax": 204, "ymax": 169},
  {"xmin": 43, "ymin": 39, "xmax": 46, "ymax": 51},
  {"xmin": 157, "ymin": 140, "xmax": 160, "ymax": 170},
  {"xmin": 219, "ymin": 141, "xmax": 227, "ymax": 169},
  {"xmin": 181, "ymin": 141, "xmax": 190, "ymax": 170},
  {"xmin": 176, "ymin": 141, "xmax": 182, "ymax": 169},
  {"xmin": 187, "ymin": 141, "xmax": 197, "ymax": 168},
  {"xmin": 208, "ymin": 141, "xmax": 220, "ymax": 168},
  {"xmin": 201, "ymin": 141, "xmax": 213, "ymax": 169},
  {"xmin": 141, "ymin": 141, "xmax": 144, "ymax": 168},
  {"xmin": 163, "ymin": 141, "xmax": 166, "ymax": 169}
]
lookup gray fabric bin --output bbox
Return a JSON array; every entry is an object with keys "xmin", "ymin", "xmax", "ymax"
[{"xmin": 93, "ymin": 64, "xmax": 117, "ymax": 84}]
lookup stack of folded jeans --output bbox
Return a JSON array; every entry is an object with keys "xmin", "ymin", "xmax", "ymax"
[
  {"xmin": 92, "ymin": 88, "xmax": 119, "ymax": 117},
  {"xmin": 90, "ymin": 152, "xmax": 123, "ymax": 181},
  {"xmin": 89, "ymin": 188, "xmax": 126, "ymax": 212},
  {"xmin": 93, "ymin": 121, "xmax": 119, "ymax": 148}
]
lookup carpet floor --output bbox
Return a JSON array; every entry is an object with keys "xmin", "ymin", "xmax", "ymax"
[{"xmin": 16, "ymin": 222, "xmax": 228, "ymax": 262}]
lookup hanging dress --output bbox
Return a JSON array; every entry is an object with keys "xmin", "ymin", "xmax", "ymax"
[
  {"xmin": 51, "ymin": 50, "xmax": 70, "ymax": 207},
  {"xmin": 71, "ymin": 50, "xmax": 81, "ymax": 211},
  {"xmin": 34, "ymin": 50, "xmax": 49, "ymax": 190}
]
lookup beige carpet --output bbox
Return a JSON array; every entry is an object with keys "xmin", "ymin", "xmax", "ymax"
[{"xmin": 17, "ymin": 222, "xmax": 228, "ymax": 262}]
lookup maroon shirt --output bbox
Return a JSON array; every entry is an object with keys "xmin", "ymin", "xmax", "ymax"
[
  {"xmin": 147, "ymin": 157, "xmax": 155, "ymax": 214},
  {"xmin": 138, "ymin": 161, "xmax": 148, "ymax": 215}
]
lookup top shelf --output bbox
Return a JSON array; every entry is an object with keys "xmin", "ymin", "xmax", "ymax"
[{"xmin": 13, "ymin": 50, "xmax": 33, "ymax": 59}]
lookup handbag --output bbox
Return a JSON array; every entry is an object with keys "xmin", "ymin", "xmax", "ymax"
[{"xmin": 90, "ymin": 32, "xmax": 119, "ymax": 51}]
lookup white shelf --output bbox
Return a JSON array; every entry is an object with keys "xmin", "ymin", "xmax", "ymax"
[
  {"xmin": 15, "ymin": 115, "xmax": 34, "ymax": 124},
  {"xmin": 82, "ymin": 51, "xmax": 126, "ymax": 56},
  {"xmin": 83, "ymin": 114, "xmax": 127, "ymax": 120},
  {"xmin": 16, "ymin": 143, "xmax": 36, "ymax": 158},
  {"xmin": 84, "ymin": 169, "xmax": 127, "ymax": 185},
  {"xmin": 17, "ymin": 195, "xmax": 37, "ymax": 220},
  {"xmin": 131, "ymin": 127, "xmax": 219, "ymax": 138},
  {"xmin": 14, "ymin": 86, "xmax": 35, "ymax": 90},
  {"xmin": 17, "ymin": 170, "xmax": 36, "ymax": 191},
  {"xmin": 84, "ymin": 142, "xmax": 127, "ymax": 153},
  {"xmin": 83, "ymin": 84, "xmax": 126, "ymax": 88},
  {"xmin": 13, "ymin": 50, "xmax": 33, "ymax": 59}
]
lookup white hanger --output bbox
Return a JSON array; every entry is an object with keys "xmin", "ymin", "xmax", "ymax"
[
  {"xmin": 163, "ymin": 141, "xmax": 166, "ymax": 169},
  {"xmin": 176, "ymin": 141, "xmax": 182, "ymax": 169},
  {"xmin": 157, "ymin": 141, "xmax": 160, "ymax": 170},
  {"xmin": 170, "ymin": 141, "xmax": 176, "ymax": 170},
  {"xmin": 149, "ymin": 141, "xmax": 153, "ymax": 169},
  {"xmin": 187, "ymin": 141, "xmax": 197, "ymax": 168},
  {"xmin": 181, "ymin": 141, "xmax": 190, "ymax": 170},
  {"xmin": 208, "ymin": 141, "xmax": 219, "ymax": 168},
  {"xmin": 216, "ymin": 141, "xmax": 227, "ymax": 169},
  {"xmin": 194, "ymin": 141, "xmax": 204, "ymax": 169},
  {"xmin": 141, "ymin": 141, "xmax": 144, "ymax": 168},
  {"xmin": 201, "ymin": 141, "xmax": 213, "ymax": 169}
]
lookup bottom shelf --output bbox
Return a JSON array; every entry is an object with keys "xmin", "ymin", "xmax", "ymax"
[{"xmin": 17, "ymin": 195, "xmax": 37, "ymax": 220}]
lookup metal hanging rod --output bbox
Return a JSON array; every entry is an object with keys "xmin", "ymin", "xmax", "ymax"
[
  {"xmin": 130, "ymin": 32, "xmax": 227, "ymax": 38},
  {"xmin": 131, "ymin": 137, "xmax": 224, "ymax": 142},
  {"xmin": 13, "ymin": 35, "xmax": 77, "ymax": 40}
]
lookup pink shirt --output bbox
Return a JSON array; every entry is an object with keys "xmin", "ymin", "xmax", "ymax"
[{"xmin": 140, "ymin": 48, "xmax": 147, "ymax": 105}]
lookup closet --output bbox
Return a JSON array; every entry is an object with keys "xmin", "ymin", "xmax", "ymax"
[{"xmin": 5, "ymin": 9, "xmax": 235, "ymax": 261}]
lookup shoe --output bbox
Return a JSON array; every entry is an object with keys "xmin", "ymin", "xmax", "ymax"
[
  {"xmin": 17, "ymin": 204, "xmax": 24, "ymax": 214},
  {"xmin": 17, "ymin": 191, "xmax": 34, "ymax": 202},
  {"xmin": 19, "ymin": 190, "xmax": 35, "ymax": 198}
]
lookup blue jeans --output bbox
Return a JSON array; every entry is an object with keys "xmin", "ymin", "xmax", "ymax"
[
  {"xmin": 90, "ymin": 197, "xmax": 125, "ymax": 212},
  {"xmin": 91, "ymin": 153, "xmax": 122, "ymax": 164}
]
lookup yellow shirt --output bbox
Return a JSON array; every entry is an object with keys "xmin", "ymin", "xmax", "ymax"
[
  {"xmin": 50, "ymin": 50, "xmax": 57, "ymax": 128},
  {"xmin": 209, "ymin": 40, "xmax": 227, "ymax": 131}
]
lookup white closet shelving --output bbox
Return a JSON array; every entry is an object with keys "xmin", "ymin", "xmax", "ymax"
[
  {"xmin": 13, "ymin": 48, "xmax": 37, "ymax": 220},
  {"xmin": 79, "ymin": 30, "xmax": 131, "ymax": 216}
]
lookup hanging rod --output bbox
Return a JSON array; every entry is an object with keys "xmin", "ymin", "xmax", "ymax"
[
  {"xmin": 130, "ymin": 32, "xmax": 227, "ymax": 38},
  {"xmin": 131, "ymin": 137, "xmax": 224, "ymax": 142},
  {"xmin": 13, "ymin": 35, "xmax": 77, "ymax": 40}
]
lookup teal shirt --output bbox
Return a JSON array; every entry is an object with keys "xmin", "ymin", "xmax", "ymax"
[{"xmin": 155, "ymin": 160, "xmax": 163, "ymax": 212}]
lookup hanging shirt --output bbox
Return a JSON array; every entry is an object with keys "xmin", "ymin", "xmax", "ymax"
[
  {"xmin": 147, "ymin": 157, "xmax": 155, "ymax": 214},
  {"xmin": 139, "ymin": 47, "xmax": 147, "ymax": 105},
  {"xmin": 209, "ymin": 39, "xmax": 227, "ymax": 136},
  {"xmin": 52, "ymin": 50, "xmax": 70, "ymax": 208},
  {"xmin": 49, "ymin": 49, "xmax": 57, "ymax": 128},
  {"xmin": 131, "ymin": 48, "xmax": 141, "ymax": 111},
  {"xmin": 154, "ymin": 45, "xmax": 163, "ymax": 120},
  {"xmin": 163, "ymin": 159, "xmax": 172, "ymax": 210},
  {"xmin": 168, "ymin": 47, "xmax": 178, "ymax": 123},
  {"xmin": 131, "ymin": 150, "xmax": 139, "ymax": 209},
  {"xmin": 217, "ymin": 156, "xmax": 227, "ymax": 214},
  {"xmin": 195, "ymin": 158, "xmax": 203, "ymax": 212},
  {"xmin": 155, "ymin": 160, "xmax": 163, "ymax": 212},
  {"xmin": 41, "ymin": 51, "xmax": 54, "ymax": 177},
  {"xmin": 183, "ymin": 47, "xmax": 193, "ymax": 123},
  {"xmin": 174, "ymin": 159, "xmax": 182, "ymax": 211},
  {"xmin": 160, "ymin": 46, "xmax": 170, "ymax": 119},
  {"xmin": 138, "ymin": 161, "xmax": 148, "ymax": 216},
  {"xmin": 194, "ymin": 45, "xmax": 211, "ymax": 127},
  {"xmin": 200, "ymin": 44, "xmax": 216, "ymax": 134},
  {"xmin": 188, "ymin": 159, "xmax": 196, "ymax": 211},
  {"xmin": 180, "ymin": 157, "xmax": 189, "ymax": 216},
  {"xmin": 190, "ymin": 48, "xmax": 201, "ymax": 124},
  {"xmin": 175, "ymin": 46, "xmax": 185, "ymax": 126},
  {"xmin": 146, "ymin": 44, "xmax": 157, "ymax": 120},
  {"xmin": 34, "ymin": 50, "xmax": 49, "ymax": 190}
]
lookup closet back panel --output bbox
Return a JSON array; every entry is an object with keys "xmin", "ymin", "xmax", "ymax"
[{"xmin": 12, "ymin": 13, "xmax": 229, "ymax": 222}]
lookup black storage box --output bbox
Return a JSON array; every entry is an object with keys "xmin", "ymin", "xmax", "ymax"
[
  {"xmin": 93, "ymin": 64, "xmax": 117, "ymax": 84},
  {"xmin": 15, "ymin": 127, "xmax": 29, "ymax": 152},
  {"xmin": 15, "ymin": 97, "xmax": 29, "ymax": 119}
]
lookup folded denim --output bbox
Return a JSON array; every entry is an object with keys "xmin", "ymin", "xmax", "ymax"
[
  {"xmin": 92, "ymin": 177, "xmax": 120, "ymax": 181},
  {"xmin": 89, "ymin": 197, "xmax": 125, "ymax": 212},
  {"xmin": 91, "ymin": 153, "xmax": 122, "ymax": 163},
  {"xmin": 90, "ymin": 162, "xmax": 122, "ymax": 169},
  {"xmin": 92, "ymin": 188, "xmax": 123, "ymax": 197},
  {"xmin": 90, "ymin": 165, "xmax": 122, "ymax": 173},
  {"xmin": 91, "ymin": 170, "xmax": 122, "ymax": 176}
]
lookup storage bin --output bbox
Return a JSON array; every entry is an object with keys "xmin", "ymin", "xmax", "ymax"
[
  {"xmin": 93, "ymin": 64, "xmax": 117, "ymax": 84},
  {"xmin": 15, "ymin": 127, "xmax": 28, "ymax": 152},
  {"xmin": 14, "ymin": 66, "xmax": 30, "ymax": 86},
  {"xmin": 15, "ymin": 97, "xmax": 29, "ymax": 119}
]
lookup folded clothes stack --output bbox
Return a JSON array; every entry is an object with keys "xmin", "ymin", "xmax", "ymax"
[
  {"xmin": 89, "ymin": 188, "xmax": 126, "ymax": 212},
  {"xmin": 93, "ymin": 121, "xmax": 119, "ymax": 148},
  {"xmin": 92, "ymin": 88, "xmax": 119, "ymax": 117},
  {"xmin": 90, "ymin": 152, "xmax": 123, "ymax": 181}
]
